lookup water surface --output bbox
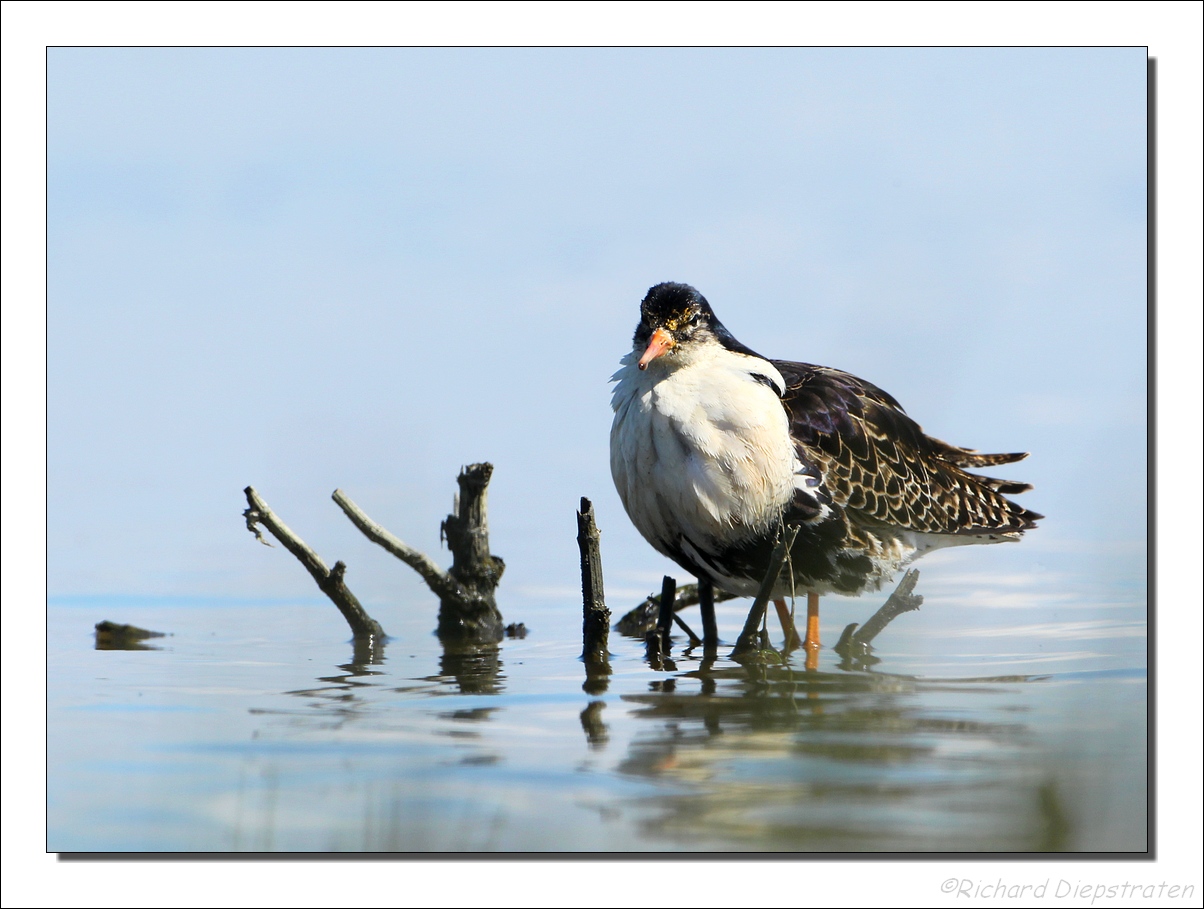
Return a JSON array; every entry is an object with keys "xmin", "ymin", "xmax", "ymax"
[{"xmin": 48, "ymin": 546, "xmax": 1146, "ymax": 853}]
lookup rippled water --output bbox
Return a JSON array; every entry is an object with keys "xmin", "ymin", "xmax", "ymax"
[{"xmin": 47, "ymin": 542, "xmax": 1146, "ymax": 853}]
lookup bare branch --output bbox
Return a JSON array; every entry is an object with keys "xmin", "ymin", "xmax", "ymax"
[
  {"xmin": 614, "ymin": 583, "xmax": 737, "ymax": 637},
  {"xmin": 841, "ymin": 569, "xmax": 923, "ymax": 654},
  {"xmin": 332, "ymin": 488, "xmax": 468, "ymax": 604},
  {"xmin": 243, "ymin": 486, "xmax": 385, "ymax": 641},
  {"xmin": 243, "ymin": 505, "xmax": 273, "ymax": 546}
]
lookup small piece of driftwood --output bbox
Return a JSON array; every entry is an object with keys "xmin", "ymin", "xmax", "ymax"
[
  {"xmin": 614, "ymin": 583, "xmax": 737, "ymax": 637},
  {"xmin": 94, "ymin": 621, "xmax": 166, "ymax": 651},
  {"xmin": 333, "ymin": 463, "xmax": 505, "ymax": 644},
  {"xmin": 672, "ymin": 613, "xmax": 703, "ymax": 647},
  {"xmin": 731, "ymin": 525, "xmax": 800, "ymax": 658},
  {"xmin": 577, "ymin": 497, "xmax": 610, "ymax": 664},
  {"xmin": 243, "ymin": 486, "xmax": 386, "ymax": 641},
  {"xmin": 835, "ymin": 569, "xmax": 923, "ymax": 659}
]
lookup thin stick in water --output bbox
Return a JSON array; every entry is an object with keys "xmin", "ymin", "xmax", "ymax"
[
  {"xmin": 243, "ymin": 486, "xmax": 385, "ymax": 641},
  {"xmin": 577, "ymin": 497, "xmax": 610, "ymax": 663}
]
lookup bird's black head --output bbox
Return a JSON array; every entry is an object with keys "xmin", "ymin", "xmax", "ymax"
[
  {"xmin": 633, "ymin": 282, "xmax": 718, "ymax": 369},
  {"xmin": 633, "ymin": 282, "xmax": 756, "ymax": 369},
  {"xmin": 639, "ymin": 282, "xmax": 714, "ymax": 331}
]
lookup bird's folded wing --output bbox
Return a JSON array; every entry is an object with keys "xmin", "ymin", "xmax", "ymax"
[{"xmin": 772, "ymin": 361, "xmax": 1042, "ymax": 535}]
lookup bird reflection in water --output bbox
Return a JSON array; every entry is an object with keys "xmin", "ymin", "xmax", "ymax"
[
  {"xmin": 612, "ymin": 660, "xmax": 1061, "ymax": 851},
  {"xmin": 592, "ymin": 565, "xmax": 1081, "ymax": 850}
]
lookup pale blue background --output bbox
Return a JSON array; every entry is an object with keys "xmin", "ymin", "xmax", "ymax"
[{"xmin": 48, "ymin": 48, "xmax": 1146, "ymax": 610}]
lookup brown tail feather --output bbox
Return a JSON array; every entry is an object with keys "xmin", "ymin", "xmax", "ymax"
[
  {"xmin": 933, "ymin": 441, "xmax": 1030, "ymax": 468},
  {"xmin": 977, "ymin": 476, "xmax": 1034, "ymax": 495},
  {"xmin": 957, "ymin": 450, "xmax": 1030, "ymax": 467},
  {"xmin": 954, "ymin": 505, "xmax": 1043, "ymax": 535}
]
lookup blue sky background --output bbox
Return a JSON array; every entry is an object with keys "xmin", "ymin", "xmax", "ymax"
[{"xmin": 47, "ymin": 47, "xmax": 1147, "ymax": 605}]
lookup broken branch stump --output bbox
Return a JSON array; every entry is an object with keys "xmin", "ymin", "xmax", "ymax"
[
  {"xmin": 334, "ymin": 463, "xmax": 505, "ymax": 644},
  {"xmin": 835, "ymin": 569, "xmax": 923, "ymax": 659},
  {"xmin": 577, "ymin": 497, "xmax": 610, "ymax": 664},
  {"xmin": 243, "ymin": 486, "xmax": 385, "ymax": 641}
]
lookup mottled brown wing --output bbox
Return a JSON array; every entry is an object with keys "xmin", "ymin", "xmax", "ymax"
[{"xmin": 773, "ymin": 361, "xmax": 1042, "ymax": 535}]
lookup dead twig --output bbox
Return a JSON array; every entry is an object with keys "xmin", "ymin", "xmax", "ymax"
[
  {"xmin": 836, "ymin": 569, "xmax": 923, "ymax": 661},
  {"xmin": 673, "ymin": 613, "xmax": 703, "ymax": 647},
  {"xmin": 332, "ymin": 489, "xmax": 468, "ymax": 605},
  {"xmin": 243, "ymin": 486, "xmax": 385, "ymax": 641},
  {"xmin": 614, "ymin": 583, "xmax": 737, "ymax": 637}
]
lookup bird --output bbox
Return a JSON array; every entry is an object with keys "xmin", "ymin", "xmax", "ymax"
[{"xmin": 609, "ymin": 281, "xmax": 1041, "ymax": 657}]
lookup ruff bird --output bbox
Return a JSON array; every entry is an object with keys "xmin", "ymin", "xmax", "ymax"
[{"xmin": 609, "ymin": 282, "xmax": 1041, "ymax": 654}]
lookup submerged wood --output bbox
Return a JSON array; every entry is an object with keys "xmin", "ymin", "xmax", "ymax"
[
  {"xmin": 334, "ymin": 463, "xmax": 505, "ymax": 644},
  {"xmin": 243, "ymin": 486, "xmax": 386, "ymax": 641},
  {"xmin": 672, "ymin": 613, "xmax": 703, "ymax": 647},
  {"xmin": 439, "ymin": 464, "xmax": 506, "ymax": 642},
  {"xmin": 94, "ymin": 621, "xmax": 166, "ymax": 651},
  {"xmin": 730, "ymin": 525, "xmax": 801, "ymax": 659},
  {"xmin": 614, "ymin": 583, "xmax": 737, "ymax": 637},
  {"xmin": 644, "ymin": 629, "xmax": 664, "ymax": 668},
  {"xmin": 836, "ymin": 569, "xmax": 923, "ymax": 659},
  {"xmin": 577, "ymin": 497, "xmax": 610, "ymax": 664}
]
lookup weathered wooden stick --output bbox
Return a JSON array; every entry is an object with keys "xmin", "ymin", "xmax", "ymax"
[
  {"xmin": 577, "ymin": 497, "xmax": 610, "ymax": 663},
  {"xmin": 332, "ymin": 488, "xmax": 469, "ymax": 605},
  {"xmin": 676, "ymin": 583, "xmax": 736, "ymax": 610},
  {"xmin": 442, "ymin": 464, "xmax": 505, "ymax": 602},
  {"xmin": 837, "ymin": 569, "xmax": 923, "ymax": 656},
  {"xmin": 656, "ymin": 575, "xmax": 676, "ymax": 642},
  {"xmin": 614, "ymin": 583, "xmax": 737, "ymax": 637},
  {"xmin": 334, "ymin": 465, "xmax": 505, "ymax": 643},
  {"xmin": 644, "ymin": 629, "xmax": 663, "ymax": 668},
  {"xmin": 673, "ymin": 613, "xmax": 703, "ymax": 646},
  {"xmin": 243, "ymin": 486, "xmax": 385, "ymax": 640},
  {"xmin": 698, "ymin": 576, "xmax": 718, "ymax": 648},
  {"xmin": 731, "ymin": 525, "xmax": 800, "ymax": 657}
]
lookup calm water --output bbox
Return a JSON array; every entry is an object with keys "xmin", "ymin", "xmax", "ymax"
[{"xmin": 47, "ymin": 543, "xmax": 1146, "ymax": 853}]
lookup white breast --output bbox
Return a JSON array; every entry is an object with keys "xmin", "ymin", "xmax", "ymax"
[{"xmin": 609, "ymin": 343, "xmax": 798, "ymax": 562}]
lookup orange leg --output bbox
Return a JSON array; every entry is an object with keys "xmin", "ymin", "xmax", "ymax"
[
  {"xmin": 803, "ymin": 592, "xmax": 821, "ymax": 671},
  {"xmin": 773, "ymin": 598, "xmax": 802, "ymax": 650}
]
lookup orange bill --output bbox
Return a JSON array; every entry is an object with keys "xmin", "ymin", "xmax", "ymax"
[{"xmin": 638, "ymin": 328, "xmax": 676, "ymax": 370}]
